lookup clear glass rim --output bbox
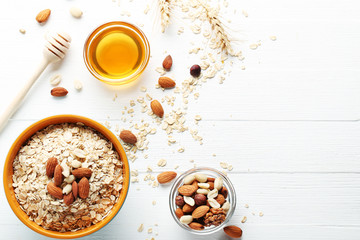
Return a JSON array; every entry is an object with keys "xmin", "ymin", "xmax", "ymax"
[
  {"xmin": 83, "ymin": 21, "xmax": 150, "ymax": 85},
  {"xmin": 169, "ymin": 167, "xmax": 237, "ymax": 235}
]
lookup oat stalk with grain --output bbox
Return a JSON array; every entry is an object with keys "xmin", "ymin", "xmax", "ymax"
[
  {"xmin": 158, "ymin": 0, "xmax": 172, "ymax": 32},
  {"xmin": 197, "ymin": 0, "xmax": 235, "ymax": 55}
]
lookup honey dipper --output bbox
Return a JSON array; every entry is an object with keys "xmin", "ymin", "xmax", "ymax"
[{"xmin": 0, "ymin": 32, "xmax": 71, "ymax": 132}]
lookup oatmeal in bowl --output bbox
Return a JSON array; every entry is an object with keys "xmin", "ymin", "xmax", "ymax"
[{"xmin": 3, "ymin": 115, "xmax": 130, "ymax": 239}]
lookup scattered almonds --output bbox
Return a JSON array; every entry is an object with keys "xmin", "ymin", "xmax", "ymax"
[{"xmin": 36, "ymin": 9, "xmax": 51, "ymax": 23}]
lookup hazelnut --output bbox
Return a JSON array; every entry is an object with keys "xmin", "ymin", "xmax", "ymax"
[
  {"xmin": 175, "ymin": 195, "xmax": 185, "ymax": 207},
  {"xmin": 194, "ymin": 194, "xmax": 207, "ymax": 206},
  {"xmin": 215, "ymin": 194, "xmax": 226, "ymax": 205},
  {"xmin": 190, "ymin": 64, "xmax": 201, "ymax": 77},
  {"xmin": 220, "ymin": 187, "xmax": 228, "ymax": 199},
  {"xmin": 208, "ymin": 181, "xmax": 214, "ymax": 190}
]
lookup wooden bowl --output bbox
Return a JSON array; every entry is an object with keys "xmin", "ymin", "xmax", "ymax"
[{"xmin": 3, "ymin": 115, "xmax": 130, "ymax": 239}]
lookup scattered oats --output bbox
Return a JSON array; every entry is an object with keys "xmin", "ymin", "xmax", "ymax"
[
  {"xmin": 227, "ymin": 165, "xmax": 233, "ymax": 171},
  {"xmin": 270, "ymin": 35, "xmax": 277, "ymax": 41},
  {"xmin": 190, "ymin": 159, "xmax": 194, "ymax": 163},
  {"xmin": 120, "ymin": 10, "xmax": 131, "ymax": 17},
  {"xmin": 104, "ymin": 121, "xmax": 111, "ymax": 129},
  {"xmin": 242, "ymin": 10, "xmax": 248, "ymax": 17},
  {"xmin": 141, "ymin": 86, "xmax": 147, "ymax": 92},
  {"xmin": 148, "ymin": 228, "xmax": 153, "ymax": 234},
  {"xmin": 147, "ymin": 166, "xmax": 153, "ymax": 172},
  {"xmin": 249, "ymin": 43, "xmax": 258, "ymax": 50},
  {"xmin": 131, "ymin": 170, "xmax": 139, "ymax": 177},
  {"xmin": 19, "ymin": 29, "xmax": 26, "ymax": 34},
  {"xmin": 190, "ymin": 24, "xmax": 202, "ymax": 34},
  {"xmin": 174, "ymin": 165, "xmax": 179, "ymax": 169},
  {"xmin": 131, "ymin": 177, "xmax": 139, "ymax": 183},
  {"xmin": 138, "ymin": 223, "xmax": 144, "ymax": 232},
  {"xmin": 220, "ymin": 162, "xmax": 228, "ymax": 169},
  {"xmin": 49, "ymin": 74, "xmax": 62, "ymax": 86},
  {"xmin": 177, "ymin": 26, "xmax": 184, "ymax": 35},
  {"xmin": 212, "ymin": 153, "xmax": 216, "ymax": 157},
  {"xmin": 178, "ymin": 147, "xmax": 185, "ymax": 153},
  {"xmin": 259, "ymin": 212, "xmax": 264, "ymax": 217},
  {"xmin": 155, "ymin": 67, "xmax": 166, "ymax": 76},
  {"xmin": 74, "ymin": 79, "xmax": 83, "ymax": 90},
  {"xmin": 189, "ymin": 47, "xmax": 201, "ymax": 54},
  {"xmin": 146, "ymin": 93, "xmax": 153, "ymax": 101},
  {"xmin": 152, "ymin": 181, "xmax": 159, "ymax": 188},
  {"xmin": 157, "ymin": 159, "xmax": 167, "ymax": 167},
  {"xmin": 241, "ymin": 216, "xmax": 247, "ymax": 223},
  {"xmin": 152, "ymin": 200, "xmax": 156, "ymax": 205},
  {"xmin": 241, "ymin": 65, "xmax": 246, "ymax": 70}
]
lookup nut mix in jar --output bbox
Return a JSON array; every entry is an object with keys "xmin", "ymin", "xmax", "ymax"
[
  {"xmin": 12, "ymin": 123, "xmax": 124, "ymax": 232},
  {"xmin": 174, "ymin": 173, "xmax": 230, "ymax": 230}
]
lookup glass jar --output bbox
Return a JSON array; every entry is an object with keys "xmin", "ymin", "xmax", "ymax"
[{"xmin": 169, "ymin": 167, "xmax": 237, "ymax": 235}]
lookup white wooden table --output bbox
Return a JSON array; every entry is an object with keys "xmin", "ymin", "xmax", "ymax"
[{"xmin": 1, "ymin": 0, "xmax": 360, "ymax": 239}]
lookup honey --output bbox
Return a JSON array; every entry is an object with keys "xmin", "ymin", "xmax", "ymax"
[{"xmin": 84, "ymin": 22, "xmax": 150, "ymax": 85}]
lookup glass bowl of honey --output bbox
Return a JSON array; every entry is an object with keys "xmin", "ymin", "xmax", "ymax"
[{"xmin": 83, "ymin": 21, "xmax": 150, "ymax": 85}]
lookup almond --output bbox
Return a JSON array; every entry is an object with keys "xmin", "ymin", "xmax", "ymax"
[
  {"xmin": 150, "ymin": 100, "xmax": 164, "ymax": 118},
  {"xmin": 51, "ymin": 87, "xmax": 68, "ymax": 97},
  {"xmin": 120, "ymin": 130, "xmax": 137, "ymax": 144},
  {"xmin": 72, "ymin": 168, "xmax": 92, "ymax": 179},
  {"xmin": 47, "ymin": 182, "xmax": 63, "ymax": 199},
  {"xmin": 189, "ymin": 222, "xmax": 204, "ymax": 230},
  {"xmin": 64, "ymin": 193, "xmax": 74, "ymax": 206},
  {"xmin": 215, "ymin": 194, "xmax": 226, "ymax": 205},
  {"xmin": 78, "ymin": 177, "xmax": 90, "ymax": 199},
  {"xmin": 36, "ymin": 9, "xmax": 51, "ymax": 23},
  {"xmin": 54, "ymin": 165, "xmax": 63, "ymax": 186},
  {"xmin": 46, "ymin": 157, "xmax": 58, "ymax": 178},
  {"xmin": 192, "ymin": 205, "xmax": 209, "ymax": 218},
  {"xmin": 72, "ymin": 181, "xmax": 78, "ymax": 199},
  {"xmin": 175, "ymin": 208, "xmax": 184, "ymax": 218},
  {"xmin": 157, "ymin": 171, "xmax": 177, "ymax": 184},
  {"xmin": 178, "ymin": 185, "xmax": 197, "ymax": 196},
  {"xmin": 162, "ymin": 55, "xmax": 173, "ymax": 70},
  {"xmin": 182, "ymin": 204, "xmax": 196, "ymax": 213},
  {"xmin": 158, "ymin": 76, "xmax": 176, "ymax": 88},
  {"xmin": 191, "ymin": 180, "xmax": 199, "ymax": 191},
  {"xmin": 224, "ymin": 225, "xmax": 243, "ymax": 238}
]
